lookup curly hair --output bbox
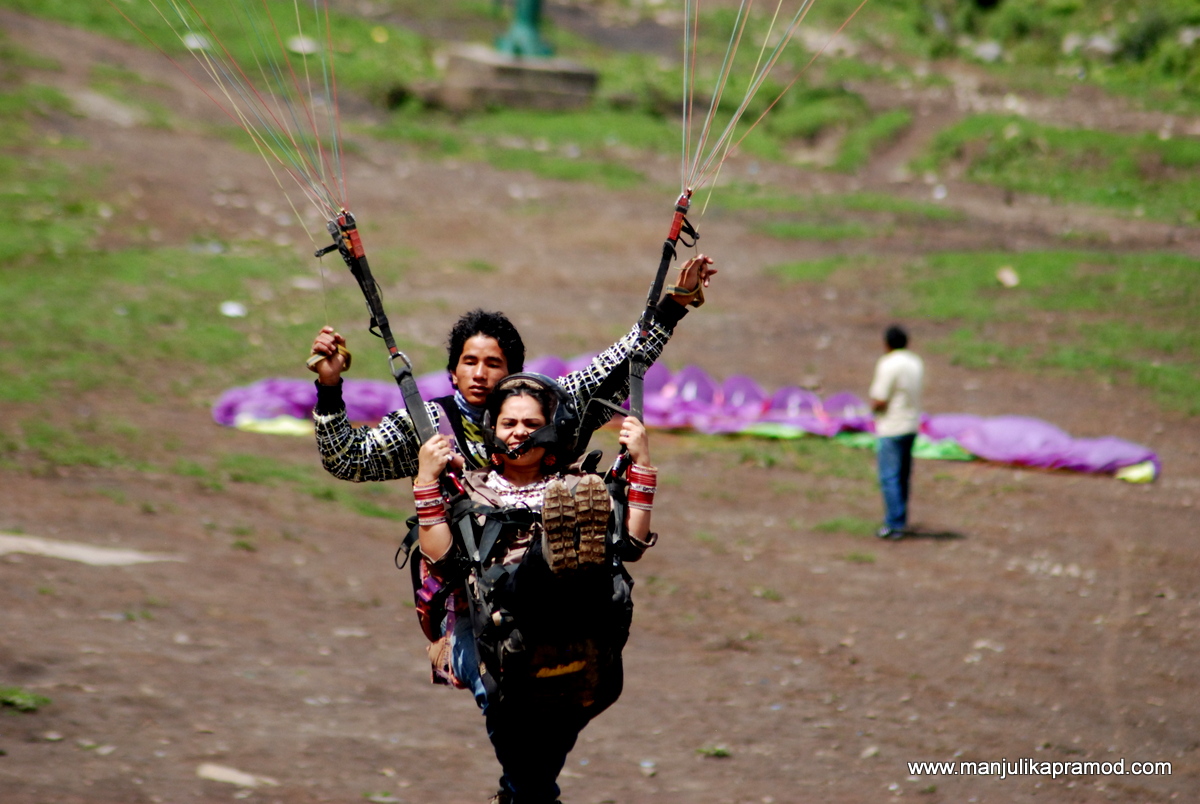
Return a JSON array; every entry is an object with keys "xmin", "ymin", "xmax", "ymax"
[{"xmin": 446, "ymin": 309, "xmax": 526, "ymax": 375}]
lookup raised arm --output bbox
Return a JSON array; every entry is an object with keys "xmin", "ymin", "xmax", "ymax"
[
  {"xmin": 308, "ymin": 326, "xmax": 436, "ymax": 482},
  {"xmin": 558, "ymin": 254, "xmax": 716, "ymax": 424}
]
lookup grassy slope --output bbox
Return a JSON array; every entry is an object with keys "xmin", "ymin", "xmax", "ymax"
[{"xmin": 0, "ymin": 3, "xmax": 1196, "ymax": 499}]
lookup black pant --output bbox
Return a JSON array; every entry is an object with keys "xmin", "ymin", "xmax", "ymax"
[
  {"xmin": 484, "ymin": 544, "xmax": 628, "ymax": 802},
  {"xmin": 485, "ymin": 695, "xmax": 593, "ymax": 803}
]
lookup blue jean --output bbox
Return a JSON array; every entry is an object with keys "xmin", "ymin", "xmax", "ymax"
[{"xmin": 877, "ymin": 433, "xmax": 916, "ymax": 531}]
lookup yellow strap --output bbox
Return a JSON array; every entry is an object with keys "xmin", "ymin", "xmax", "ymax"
[
  {"xmin": 305, "ymin": 344, "xmax": 352, "ymax": 371},
  {"xmin": 664, "ymin": 282, "xmax": 705, "ymax": 308}
]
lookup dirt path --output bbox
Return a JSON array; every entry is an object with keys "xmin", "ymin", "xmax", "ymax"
[{"xmin": 1, "ymin": 10, "xmax": 1198, "ymax": 804}]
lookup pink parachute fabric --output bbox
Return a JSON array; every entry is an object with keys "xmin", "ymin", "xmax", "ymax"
[
  {"xmin": 212, "ymin": 359, "xmax": 1158, "ymax": 478},
  {"xmin": 762, "ymin": 386, "xmax": 832, "ymax": 435},
  {"xmin": 946, "ymin": 416, "xmax": 1159, "ymax": 475},
  {"xmin": 694, "ymin": 375, "xmax": 771, "ymax": 434},
  {"xmin": 646, "ymin": 364, "xmax": 722, "ymax": 430}
]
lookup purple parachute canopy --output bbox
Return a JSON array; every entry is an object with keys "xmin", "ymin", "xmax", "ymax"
[
  {"xmin": 922, "ymin": 413, "xmax": 986, "ymax": 442},
  {"xmin": 212, "ymin": 357, "xmax": 1158, "ymax": 478},
  {"xmin": 691, "ymin": 375, "xmax": 769, "ymax": 435},
  {"xmin": 952, "ymin": 416, "xmax": 1158, "ymax": 474},
  {"xmin": 525, "ymin": 355, "xmax": 571, "ymax": 379}
]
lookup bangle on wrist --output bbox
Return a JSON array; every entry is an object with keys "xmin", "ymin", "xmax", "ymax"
[
  {"xmin": 627, "ymin": 464, "xmax": 657, "ymax": 511},
  {"xmin": 418, "ymin": 510, "xmax": 447, "ymax": 527},
  {"xmin": 414, "ymin": 482, "xmax": 447, "ymax": 526}
]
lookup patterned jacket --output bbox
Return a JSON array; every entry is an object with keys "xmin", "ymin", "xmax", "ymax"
[{"xmin": 313, "ymin": 299, "xmax": 688, "ymax": 483}]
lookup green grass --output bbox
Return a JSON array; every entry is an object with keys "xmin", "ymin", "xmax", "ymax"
[
  {"xmin": 0, "ymin": 56, "xmax": 387, "ymax": 402},
  {"xmin": 218, "ymin": 453, "xmax": 313, "ymax": 485},
  {"xmin": 21, "ymin": 422, "xmax": 123, "ymax": 469},
  {"xmin": 767, "ymin": 256, "xmax": 859, "ymax": 283},
  {"xmin": 0, "ymin": 78, "xmax": 99, "ymax": 261},
  {"xmin": 0, "ymin": 0, "xmax": 1045, "ymax": 207},
  {"xmin": 482, "ymin": 145, "xmax": 645, "ymax": 189},
  {"xmin": 171, "ymin": 452, "xmax": 413, "ymax": 520},
  {"xmin": 366, "ymin": 23, "xmax": 895, "ymax": 189},
  {"xmin": 710, "ymin": 183, "xmax": 966, "ymax": 243},
  {"xmin": 914, "ymin": 114, "xmax": 1200, "ymax": 224},
  {"xmin": 809, "ymin": 0, "xmax": 1200, "ymax": 115},
  {"xmin": 462, "ymin": 107, "xmax": 678, "ymax": 153},
  {"xmin": 905, "ymin": 250, "xmax": 1200, "ymax": 413},
  {"xmin": 834, "ymin": 108, "xmax": 913, "ymax": 173},
  {"xmin": 87, "ymin": 63, "xmax": 173, "ymax": 128},
  {"xmin": 169, "ymin": 451, "xmax": 413, "ymax": 521},
  {"xmin": 762, "ymin": 87, "xmax": 869, "ymax": 142},
  {"xmin": 705, "ymin": 185, "xmax": 962, "ymax": 221},
  {"xmin": 461, "ymin": 258, "xmax": 497, "ymax": 274},
  {"xmin": 687, "ymin": 435, "xmax": 875, "ymax": 481},
  {"xmin": 759, "ymin": 220, "xmax": 875, "ymax": 241},
  {"xmin": 0, "ymin": 32, "xmax": 61, "ymax": 74},
  {"xmin": 815, "ymin": 516, "xmax": 878, "ymax": 537},
  {"xmin": 379, "ymin": 106, "xmax": 671, "ymax": 188},
  {"xmin": 1, "ymin": 0, "xmax": 435, "ymax": 105},
  {"xmin": 345, "ymin": 494, "xmax": 409, "ymax": 521},
  {"xmin": 4, "ymin": 418, "xmax": 148, "ymax": 474},
  {"xmin": 0, "ymin": 245, "xmax": 354, "ymax": 401},
  {"xmin": 0, "ymin": 686, "xmax": 52, "ymax": 712}
]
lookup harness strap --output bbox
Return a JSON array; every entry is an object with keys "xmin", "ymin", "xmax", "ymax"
[
  {"xmin": 450, "ymin": 496, "xmax": 483, "ymax": 564},
  {"xmin": 630, "ymin": 192, "xmax": 697, "ymax": 423},
  {"xmin": 432, "ymin": 396, "xmax": 490, "ymax": 471},
  {"xmin": 481, "ymin": 507, "xmax": 537, "ymax": 564}
]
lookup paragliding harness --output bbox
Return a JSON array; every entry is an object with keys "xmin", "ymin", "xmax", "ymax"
[
  {"xmin": 397, "ymin": 383, "xmax": 650, "ymax": 710},
  {"xmin": 315, "ymin": 214, "xmax": 650, "ymax": 709}
]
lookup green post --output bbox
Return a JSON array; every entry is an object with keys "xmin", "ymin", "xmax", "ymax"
[{"xmin": 496, "ymin": 0, "xmax": 554, "ymax": 58}]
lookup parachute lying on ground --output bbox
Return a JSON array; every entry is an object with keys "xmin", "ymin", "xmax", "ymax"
[{"xmin": 211, "ymin": 357, "xmax": 1160, "ymax": 483}]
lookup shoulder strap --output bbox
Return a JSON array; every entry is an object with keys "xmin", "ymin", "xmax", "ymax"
[
  {"xmin": 432, "ymin": 395, "xmax": 489, "ymax": 471},
  {"xmin": 458, "ymin": 471, "xmax": 540, "ymax": 565}
]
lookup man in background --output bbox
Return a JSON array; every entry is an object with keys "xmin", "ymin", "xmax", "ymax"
[{"xmin": 869, "ymin": 325, "xmax": 924, "ymax": 540}]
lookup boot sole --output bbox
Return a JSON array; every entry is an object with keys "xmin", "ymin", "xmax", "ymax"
[
  {"xmin": 542, "ymin": 479, "xmax": 578, "ymax": 573},
  {"xmin": 575, "ymin": 474, "xmax": 610, "ymax": 567}
]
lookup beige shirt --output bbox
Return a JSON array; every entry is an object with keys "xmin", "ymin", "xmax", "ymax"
[{"xmin": 870, "ymin": 349, "xmax": 924, "ymax": 437}]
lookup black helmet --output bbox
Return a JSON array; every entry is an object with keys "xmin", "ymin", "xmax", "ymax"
[{"xmin": 482, "ymin": 372, "xmax": 581, "ymax": 465}]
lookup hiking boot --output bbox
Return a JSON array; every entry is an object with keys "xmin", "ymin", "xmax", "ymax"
[
  {"xmin": 574, "ymin": 474, "xmax": 610, "ymax": 567},
  {"xmin": 542, "ymin": 478, "xmax": 578, "ymax": 573}
]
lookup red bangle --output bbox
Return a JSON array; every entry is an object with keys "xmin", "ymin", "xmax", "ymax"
[
  {"xmin": 414, "ymin": 482, "xmax": 447, "ymax": 526},
  {"xmin": 627, "ymin": 464, "xmax": 657, "ymax": 511},
  {"xmin": 413, "ymin": 481, "xmax": 441, "ymax": 498}
]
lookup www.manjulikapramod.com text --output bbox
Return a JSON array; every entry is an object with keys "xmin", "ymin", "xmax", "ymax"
[{"xmin": 906, "ymin": 758, "xmax": 1171, "ymax": 780}]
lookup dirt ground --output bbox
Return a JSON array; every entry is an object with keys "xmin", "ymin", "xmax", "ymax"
[{"xmin": 2, "ymin": 9, "xmax": 1199, "ymax": 804}]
